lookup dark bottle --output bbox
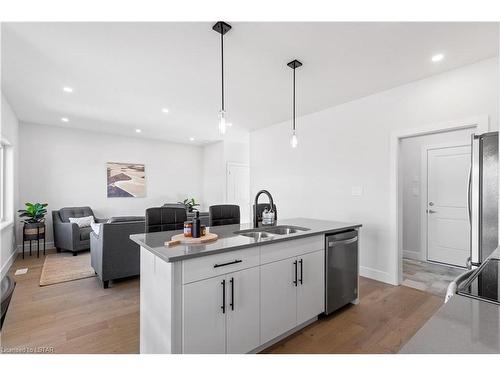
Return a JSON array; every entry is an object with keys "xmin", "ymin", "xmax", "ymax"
[{"xmin": 192, "ymin": 210, "xmax": 201, "ymax": 238}]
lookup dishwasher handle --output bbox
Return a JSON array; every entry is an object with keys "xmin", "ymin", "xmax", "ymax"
[{"xmin": 328, "ymin": 237, "xmax": 358, "ymax": 247}]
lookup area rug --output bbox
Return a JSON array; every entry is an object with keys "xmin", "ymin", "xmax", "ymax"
[{"xmin": 39, "ymin": 252, "xmax": 95, "ymax": 286}]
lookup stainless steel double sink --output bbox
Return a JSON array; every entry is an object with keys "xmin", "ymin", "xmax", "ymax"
[{"xmin": 234, "ymin": 225, "xmax": 310, "ymax": 240}]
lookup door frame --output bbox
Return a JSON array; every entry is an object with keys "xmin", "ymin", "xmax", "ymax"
[
  {"xmin": 226, "ymin": 162, "xmax": 250, "ymax": 222},
  {"xmin": 390, "ymin": 116, "xmax": 488, "ymax": 285},
  {"xmin": 420, "ymin": 142, "xmax": 471, "ymax": 266}
]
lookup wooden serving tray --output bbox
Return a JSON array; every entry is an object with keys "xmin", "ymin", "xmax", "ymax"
[{"xmin": 165, "ymin": 232, "xmax": 218, "ymax": 247}]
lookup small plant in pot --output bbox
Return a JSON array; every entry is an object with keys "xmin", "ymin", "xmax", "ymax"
[
  {"xmin": 18, "ymin": 202, "xmax": 48, "ymax": 239},
  {"xmin": 178, "ymin": 198, "xmax": 200, "ymax": 213}
]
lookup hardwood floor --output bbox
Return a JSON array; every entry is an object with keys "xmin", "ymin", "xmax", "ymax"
[
  {"xmin": 1, "ymin": 250, "xmax": 442, "ymax": 354},
  {"xmin": 1, "ymin": 249, "xmax": 139, "ymax": 354},
  {"xmin": 263, "ymin": 277, "xmax": 442, "ymax": 354}
]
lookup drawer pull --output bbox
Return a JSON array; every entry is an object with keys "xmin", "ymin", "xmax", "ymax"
[{"xmin": 213, "ymin": 259, "xmax": 242, "ymax": 268}]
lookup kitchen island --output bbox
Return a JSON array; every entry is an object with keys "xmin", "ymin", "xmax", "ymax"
[{"xmin": 130, "ymin": 218, "xmax": 361, "ymax": 354}]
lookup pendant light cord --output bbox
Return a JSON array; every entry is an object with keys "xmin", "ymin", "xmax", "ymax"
[
  {"xmin": 221, "ymin": 33, "xmax": 224, "ymax": 112},
  {"xmin": 292, "ymin": 67, "xmax": 296, "ymax": 132}
]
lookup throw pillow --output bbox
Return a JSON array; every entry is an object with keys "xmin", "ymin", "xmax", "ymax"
[{"xmin": 68, "ymin": 216, "xmax": 94, "ymax": 228}]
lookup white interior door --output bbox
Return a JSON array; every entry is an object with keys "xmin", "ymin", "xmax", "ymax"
[
  {"xmin": 226, "ymin": 163, "xmax": 250, "ymax": 223},
  {"xmin": 427, "ymin": 145, "xmax": 471, "ymax": 267}
]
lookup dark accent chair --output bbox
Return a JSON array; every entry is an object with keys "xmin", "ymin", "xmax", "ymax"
[
  {"xmin": 163, "ymin": 203, "xmax": 210, "ymax": 226},
  {"xmin": 52, "ymin": 207, "xmax": 105, "ymax": 256},
  {"xmin": 1, "ymin": 275, "xmax": 16, "ymax": 330},
  {"xmin": 145, "ymin": 207, "xmax": 187, "ymax": 233},
  {"xmin": 90, "ymin": 216, "xmax": 145, "ymax": 288},
  {"xmin": 209, "ymin": 205, "xmax": 240, "ymax": 227}
]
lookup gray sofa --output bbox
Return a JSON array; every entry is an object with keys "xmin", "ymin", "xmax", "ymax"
[
  {"xmin": 90, "ymin": 216, "xmax": 145, "ymax": 288},
  {"xmin": 52, "ymin": 207, "xmax": 106, "ymax": 256}
]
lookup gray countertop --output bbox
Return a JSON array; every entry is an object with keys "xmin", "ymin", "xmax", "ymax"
[
  {"xmin": 130, "ymin": 217, "xmax": 361, "ymax": 263},
  {"xmin": 399, "ymin": 294, "xmax": 500, "ymax": 354},
  {"xmin": 400, "ymin": 247, "xmax": 500, "ymax": 354}
]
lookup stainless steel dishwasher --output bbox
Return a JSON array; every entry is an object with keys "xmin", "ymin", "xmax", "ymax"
[{"xmin": 325, "ymin": 230, "xmax": 359, "ymax": 314}]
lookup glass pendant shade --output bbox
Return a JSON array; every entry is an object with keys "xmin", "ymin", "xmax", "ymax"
[
  {"xmin": 290, "ymin": 131, "xmax": 298, "ymax": 148},
  {"xmin": 218, "ymin": 110, "xmax": 227, "ymax": 135}
]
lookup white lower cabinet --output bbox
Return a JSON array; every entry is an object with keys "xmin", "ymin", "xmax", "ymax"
[
  {"xmin": 260, "ymin": 258, "xmax": 298, "ymax": 344},
  {"xmin": 182, "ymin": 267, "xmax": 260, "ymax": 354},
  {"xmin": 260, "ymin": 249, "xmax": 325, "ymax": 345},
  {"xmin": 226, "ymin": 266, "xmax": 260, "ymax": 353},
  {"xmin": 183, "ymin": 275, "xmax": 227, "ymax": 353},
  {"xmin": 297, "ymin": 250, "xmax": 325, "ymax": 324}
]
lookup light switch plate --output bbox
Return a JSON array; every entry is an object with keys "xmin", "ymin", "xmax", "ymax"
[
  {"xmin": 15, "ymin": 268, "xmax": 28, "ymax": 275},
  {"xmin": 351, "ymin": 186, "xmax": 363, "ymax": 196}
]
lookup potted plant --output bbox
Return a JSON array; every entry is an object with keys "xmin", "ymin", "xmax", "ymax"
[
  {"xmin": 177, "ymin": 198, "xmax": 200, "ymax": 213},
  {"xmin": 18, "ymin": 202, "xmax": 48, "ymax": 240}
]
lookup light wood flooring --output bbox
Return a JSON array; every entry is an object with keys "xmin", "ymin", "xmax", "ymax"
[
  {"xmin": 402, "ymin": 258, "xmax": 464, "ymax": 297},
  {"xmin": 1, "ymin": 249, "xmax": 442, "ymax": 354}
]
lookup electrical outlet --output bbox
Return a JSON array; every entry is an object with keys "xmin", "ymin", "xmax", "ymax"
[{"xmin": 351, "ymin": 186, "xmax": 363, "ymax": 196}]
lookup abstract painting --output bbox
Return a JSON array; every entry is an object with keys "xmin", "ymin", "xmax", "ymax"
[{"xmin": 106, "ymin": 162, "xmax": 146, "ymax": 198}]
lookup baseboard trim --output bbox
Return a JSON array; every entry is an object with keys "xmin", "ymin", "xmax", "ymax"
[
  {"xmin": 360, "ymin": 266, "xmax": 394, "ymax": 285},
  {"xmin": 16, "ymin": 241, "xmax": 55, "ymax": 253},
  {"xmin": 403, "ymin": 249, "xmax": 423, "ymax": 261},
  {"xmin": 1, "ymin": 247, "xmax": 18, "ymax": 278}
]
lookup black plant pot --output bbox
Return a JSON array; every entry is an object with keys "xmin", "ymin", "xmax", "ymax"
[{"xmin": 23, "ymin": 222, "xmax": 45, "ymax": 241}]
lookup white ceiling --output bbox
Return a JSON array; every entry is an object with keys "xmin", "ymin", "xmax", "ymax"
[{"xmin": 2, "ymin": 22, "xmax": 498, "ymax": 144}]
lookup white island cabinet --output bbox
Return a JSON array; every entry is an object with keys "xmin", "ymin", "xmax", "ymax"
[{"xmin": 140, "ymin": 234, "xmax": 326, "ymax": 354}]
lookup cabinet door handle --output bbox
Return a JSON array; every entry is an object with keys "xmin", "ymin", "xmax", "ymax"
[
  {"xmin": 230, "ymin": 277, "xmax": 234, "ymax": 311},
  {"xmin": 214, "ymin": 259, "xmax": 242, "ymax": 268},
  {"xmin": 299, "ymin": 259, "xmax": 303, "ymax": 285},
  {"xmin": 221, "ymin": 279, "xmax": 226, "ymax": 314},
  {"xmin": 293, "ymin": 260, "xmax": 298, "ymax": 286}
]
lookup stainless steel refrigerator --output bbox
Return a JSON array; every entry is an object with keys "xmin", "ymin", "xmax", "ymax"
[{"xmin": 468, "ymin": 131, "xmax": 499, "ymax": 268}]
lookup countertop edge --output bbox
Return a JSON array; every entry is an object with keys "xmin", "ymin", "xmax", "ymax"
[{"xmin": 131, "ymin": 222, "xmax": 362, "ymax": 263}]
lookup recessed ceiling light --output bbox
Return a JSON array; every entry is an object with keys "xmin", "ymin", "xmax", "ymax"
[
  {"xmin": 161, "ymin": 108, "xmax": 169, "ymax": 114},
  {"xmin": 431, "ymin": 53, "xmax": 444, "ymax": 62},
  {"xmin": 135, "ymin": 129, "xmax": 142, "ymax": 133},
  {"xmin": 62, "ymin": 86, "xmax": 73, "ymax": 93},
  {"xmin": 61, "ymin": 117, "xmax": 69, "ymax": 122},
  {"xmin": 189, "ymin": 137, "xmax": 195, "ymax": 141}
]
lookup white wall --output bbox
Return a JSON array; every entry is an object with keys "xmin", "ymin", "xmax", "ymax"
[
  {"xmin": 400, "ymin": 128, "xmax": 475, "ymax": 261},
  {"xmin": 18, "ymin": 123, "xmax": 204, "ymax": 245},
  {"xmin": 1, "ymin": 93, "xmax": 19, "ymax": 277},
  {"xmin": 250, "ymin": 58, "xmax": 499, "ymax": 284},
  {"xmin": 202, "ymin": 137, "xmax": 250, "ymax": 210}
]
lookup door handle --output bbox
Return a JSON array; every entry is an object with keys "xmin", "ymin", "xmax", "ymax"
[
  {"xmin": 214, "ymin": 259, "xmax": 242, "ymax": 268},
  {"xmin": 427, "ymin": 209, "xmax": 436, "ymax": 214},
  {"xmin": 229, "ymin": 277, "xmax": 234, "ymax": 311},
  {"xmin": 299, "ymin": 259, "xmax": 303, "ymax": 285},
  {"xmin": 328, "ymin": 237, "xmax": 358, "ymax": 247},
  {"xmin": 221, "ymin": 279, "xmax": 226, "ymax": 314},
  {"xmin": 293, "ymin": 260, "xmax": 298, "ymax": 286}
]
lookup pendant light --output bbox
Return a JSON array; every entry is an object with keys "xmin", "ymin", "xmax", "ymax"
[
  {"xmin": 287, "ymin": 59, "xmax": 302, "ymax": 148},
  {"xmin": 213, "ymin": 21, "xmax": 232, "ymax": 135}
]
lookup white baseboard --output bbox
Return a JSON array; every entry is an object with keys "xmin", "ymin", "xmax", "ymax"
[
  {"xmin": 403, "ymin": 249, "xmax": 423, "ymax": 261},
  {"xmin": 1, "ymin": 247, "xmax": 18, "ymax": 279},
  {"xmin": 360, "ymin": 266, "xmax": 394, "ymax": 285},
  {"xmin": 16, "ymin": 241, "xmax": 55, "ymax": 253}
]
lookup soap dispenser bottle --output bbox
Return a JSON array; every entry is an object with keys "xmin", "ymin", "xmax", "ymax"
[{"xmin": 192, "ymin": 210, "xmax": 201, "ymax": 238}]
